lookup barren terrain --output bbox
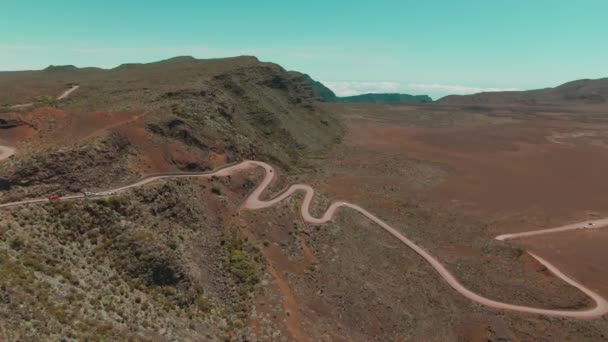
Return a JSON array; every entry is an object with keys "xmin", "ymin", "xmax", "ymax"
[
  {"xmin": 289, "ymin": 102, "xmax": 608, "ymax": 340},
  {"xmin": 1, "ymin": 58, "xmax": 608, "ymax": 341}
]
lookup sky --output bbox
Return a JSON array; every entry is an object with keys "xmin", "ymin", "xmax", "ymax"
[{"xmin": 1, "ymin": 0, "xmax": 607, "ymax": 99}]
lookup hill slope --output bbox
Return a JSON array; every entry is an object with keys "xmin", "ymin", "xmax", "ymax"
[
  {"xmin": 0, "ymin": 56, "xmax": 344, "ymax": 340},
  {"xmin": 0, "ymin": 56, "xmax": 342, "ymax": 175},
  {"xmin": 438, "ymin": 78, "xmax": 608, "ymax": 105}
]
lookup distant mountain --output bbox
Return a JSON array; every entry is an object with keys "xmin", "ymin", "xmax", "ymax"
[
  {"xmin": 336, "ymin": 93, "xmax": 432, "ymax": 104},
  {"xmin": 438, "ymin": 78, "xmax": 608, "ymax": 105},
  {"xmin": 43, "ymin": 65, "xmax": 79, "ymax": 72},
  {"xmin": 299, "ymin": 77, "xmax": 432, "ymax": 104}
]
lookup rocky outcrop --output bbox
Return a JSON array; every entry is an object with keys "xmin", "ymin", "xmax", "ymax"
[
  {"xmin": 0, "ymin": 118, "xmax": 26, "ymax": 129},
  {"xmin": 0, "ymin": 133, "xmax": 133, "ymax": 198}
]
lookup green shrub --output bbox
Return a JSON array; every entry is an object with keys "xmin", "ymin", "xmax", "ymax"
[
  {"xmin": 94, "ymin": 196, "xmax": 125, "ymax": 213},
  {"xmin": 9, "ymin": 237, "xmax": 25, "ymax": 251},
  {"xmin": 227, "ymin": 249, "xmax": 258, "ymax": 286},
  {"xmin": 211, "ymin": 186, "xmax": 221, "ymax": 195},
  {"xmin": 167, "ymin": 240, "xmax": 178, "ymax": 250},
  {"xmin": 196, "ymin": 296, "xmax": 212, "ymax": 313},
  {"xmin": 223, "ymin": 229, "xmax": 260, "ymax": 290}
]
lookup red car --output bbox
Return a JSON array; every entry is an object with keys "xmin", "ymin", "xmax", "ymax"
[{"xmin": 48, "ymin": 195, "xmax": 60, "ymax": 201}]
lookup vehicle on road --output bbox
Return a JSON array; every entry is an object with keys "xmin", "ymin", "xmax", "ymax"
[{"xmin": 47, "ymin": 196, "xmax": 60, "ymax": 201}]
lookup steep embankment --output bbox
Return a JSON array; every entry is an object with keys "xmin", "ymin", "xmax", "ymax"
[{"xmin": 0, "ymin": 56, "xmax": 342, "ymax": 199}]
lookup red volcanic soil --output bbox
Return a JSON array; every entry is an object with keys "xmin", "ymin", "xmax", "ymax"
[
  {"xmin": 0, "ymin": 107, "xmax": 142, "ymax": 148},
  {"xmin": 114, "ymin": 118, "xmax": 227, "ymax": 174},
  {"xmin": 348, "ymin": 117, "xmax": 608, "ymax": 229},
  {"xmin": 0, "ymin": 107, "xmax": 224, "ymax": 177}
]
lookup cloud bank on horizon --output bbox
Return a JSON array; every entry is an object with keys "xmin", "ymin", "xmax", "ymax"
[{"xmin": 323, "ymin": 81, "xmax": 521, "ymax": 99}]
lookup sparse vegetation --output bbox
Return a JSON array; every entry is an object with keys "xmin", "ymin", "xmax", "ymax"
[
  {"xmin": 220, "ymin": 227, "xmax": 263, "ymax": 330},
  {"xmin": 9, "ymin": 237, "xmax": 24, "ymax": 250},
  {"xmin": 224, "ymin": 229, "xmax": 260, "ymax": 287},
  {"xmin": 33, "ymin": 95, "xmax": 57, "ymax": 107},
  {"xmin": 0, "ymin": 175, "xmax": 261, "ymax": 340},
  {"xmin": 94, "ymin": 195, "xmax": 127, "ymax": 213},
  {"xmin": 1, "ymin": 52, "xmax": 607, "ymax": 341},
  {"xmin": 0, "ymin": 133, "xmax": 133, "ymax": 201}
]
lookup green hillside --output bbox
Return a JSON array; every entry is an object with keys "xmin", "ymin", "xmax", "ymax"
[{"xmin": 298, "ymin": 77, "xmax": 432, "ymax": 104}]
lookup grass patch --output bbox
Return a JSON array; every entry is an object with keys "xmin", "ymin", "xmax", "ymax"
[{"xmin": 222, "ymin": 228, "xmax": 263, "ymax": 318}]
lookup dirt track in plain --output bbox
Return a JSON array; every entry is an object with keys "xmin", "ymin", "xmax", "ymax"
[
  {"xmin": 8, "ymin": 85, "xmax": 79, "ymax": 109},
  {"xmin": 56, "ymin": 85, "xmax": 79, "ymax": 100}
]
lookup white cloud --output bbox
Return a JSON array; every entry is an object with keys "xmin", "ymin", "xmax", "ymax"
[
  {"xmin": 406, "ymin": 83, "xmax": 520, "ymax": 95},
  {"xmin": 323, "ymin": 81, "xmax": 521, "ymax": 98},
  {"xmin": 0, "ymin": 63, "xmax": 42, "ymax": 71},
  {"xmin": 322, "ymin": 81, "xmax": 403, "ymax": 97}
]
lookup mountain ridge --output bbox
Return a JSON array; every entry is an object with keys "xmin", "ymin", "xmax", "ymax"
[{"xmin": 438, "ymin": 77, "xmax": 608, "ymax": 105}]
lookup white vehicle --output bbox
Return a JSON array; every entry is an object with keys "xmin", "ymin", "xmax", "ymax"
[{"xmin": 580, "ymin": 222, "xmax": 594, "ymax": 229}]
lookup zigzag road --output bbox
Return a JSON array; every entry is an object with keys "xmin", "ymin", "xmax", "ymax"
[{"xmin": 0, "ymin": 158, "xmax": 607, "ymax": 319}]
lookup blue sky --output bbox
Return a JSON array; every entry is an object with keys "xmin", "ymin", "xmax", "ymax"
[{"xmin": 1, "ymin": 1, "xmax": 607, "ymax": 98}]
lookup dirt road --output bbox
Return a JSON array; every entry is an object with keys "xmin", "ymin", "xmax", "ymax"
[
  {"xmin": 0, "ymin": 159, "xmax": 607, "ymax": 319},
  {"xmin": 1, "ymin": 85, "xmax": 81, "ymax": 159},
  {"xmin": 56, "ymin": 85, "xmax": 80, "ymax": 100},
  {"xmin": 8, "ymin": 85, "xmax": 79, "ymax": 108},
  {"xmin": 496, "ymin": 218, "xmax": 608, "ymax": 241},
  {"xmin": 0, "ymin": 146, "xmax": 15, "ymax": 161}
]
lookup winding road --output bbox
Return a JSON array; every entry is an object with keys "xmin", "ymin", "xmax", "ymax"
[{"xmin": 0, "ymin": 158, "xmax": 607, "ymax": 319}]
